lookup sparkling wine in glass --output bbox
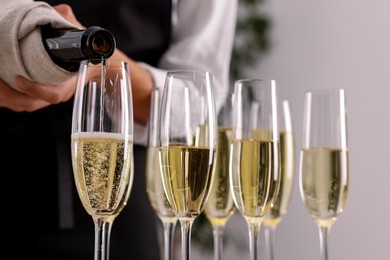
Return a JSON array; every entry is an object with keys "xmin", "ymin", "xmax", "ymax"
[
  {"xmin": 158, "ymin": 70, "xmax": 217, "ymax": 260},
  {"xmin": 71, "ymin": 59, "xmax": 134, "ymax": 260},
  {"xmin": 299, "ymin": 89, "xmax": 349, "ymax": 260},
  {"xmin": 263, "ymin": 100, "xmax": 295, "ymax": 260},
  {"xmin": 204, "ymin": 92, "xmax": 236, "ymax": 260},
  {"xmin": 230, "ymin": 79, "xmax": 280, "ymax": 260},
  {"xmin": 146, "ymin": 87, "xmax": 178, "ymax": 260}
]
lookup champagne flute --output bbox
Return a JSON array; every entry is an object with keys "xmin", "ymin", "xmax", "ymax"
[
  {"xmin": 299, "ymin": 89, "xmax": 349, "ymax": 260},
  {"xmin": 263, "ymin": 100, "xmax": 295, "ymax": 260},
  {"xmin": 146, "ymin": 87, "xmax": 178, "ymax": 260},
  {"xmin": 204, "ymin": 92, "xmax": 236, "ymax": 260},
  {"xmin": 158, "ymin": 70, "xmax": 217, "ymax": 260},
  {"xmin": 230, "ymin": 79, "xmax": 280, "ymax": 260},
  {"xmin": 71, "ymin": 59, "xmax": 134, "ymax": 260}
]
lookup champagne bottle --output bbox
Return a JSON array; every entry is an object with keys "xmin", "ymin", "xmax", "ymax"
[{"xmin": 41, "ymin": 25, "xmax": 116, "ymax": 72}]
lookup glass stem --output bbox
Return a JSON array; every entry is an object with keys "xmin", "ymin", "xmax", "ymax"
[
  {"xmin": 248, "ymin": 222, "xmax": 261, "ymax": 260},
  {"xmin": 163, "ymin": 221, "xmax": 177, "ymax": 260},
  {"xmin": 213, "ymin": 225, "xmax": 225, "ymax": 260},
  {"xmin": 318, "ymin": 226, "xmax": 329, "ymax": 260},
  {"xmin": 179, "ymin": 219, "xmax": 194, "ymax": 260},
  {"xmin": 264, "ymin": 227, "xmax": 275, "ymax": 260},
  {"xmin": 93, "ymin": 218, "xmax": 113, "ymax": 260}
]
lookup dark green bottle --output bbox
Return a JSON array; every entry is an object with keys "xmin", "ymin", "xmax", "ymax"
[{"xmin": 41, "ymin": 25, "xmax": 116, "ymax": 72}]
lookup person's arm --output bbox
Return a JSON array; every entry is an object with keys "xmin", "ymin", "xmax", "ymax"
[
  {"xmin": 108, "ymin": 49, "xmax": 154, "ymax": 125},
  {"xmin": 132, "ymin": 0, "xmax": 238, "ymax": 144},
  {"xmin": 0, "ymin": 4, "xmax": 78, "ymax": 111},
  {"xmin": 0, "ymin": 4, "xmax": 154, "ymax": 125},
  {"xmin": 149, "ymin": 0, "xmax": 237, "ymax": 94},
  {"xmin": 0, "ymin": 1, "xmax": 238, "ymax": 143}
]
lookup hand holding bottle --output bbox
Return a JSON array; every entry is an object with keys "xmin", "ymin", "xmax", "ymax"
[
  {"xmin": 0, "ymin": 75, "xmax": 77, "ymax": 112},
  {"xmin": 0, "ymin": 4, "xmax": 106, "ymax": 112},
  {"xmin": 0, "ymin": 2, "xmax": 154, "ymax": 125}
]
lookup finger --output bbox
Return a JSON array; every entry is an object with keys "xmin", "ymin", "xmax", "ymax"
[
  {"xmin": 15, "ymin": 76, "xmax": 76, "ymax": 104},
  {"xmin": 0, "ymin": 78, "xmax": 50, "ymax": 111}
]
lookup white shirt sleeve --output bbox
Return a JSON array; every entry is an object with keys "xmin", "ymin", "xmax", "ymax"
[{"xmin": 134, "ymin": 0, "xmax": 238, "ymax": 146}]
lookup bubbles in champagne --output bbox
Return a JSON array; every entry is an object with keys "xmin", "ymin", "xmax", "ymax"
[{"xmin": 71, "ymin": 132, "xmax": 133, "ymax": 218}]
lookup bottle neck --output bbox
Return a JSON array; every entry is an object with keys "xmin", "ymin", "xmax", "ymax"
[{"xmin": 41, "ymin": 25, "xmax": 116, "ymax": 72}]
